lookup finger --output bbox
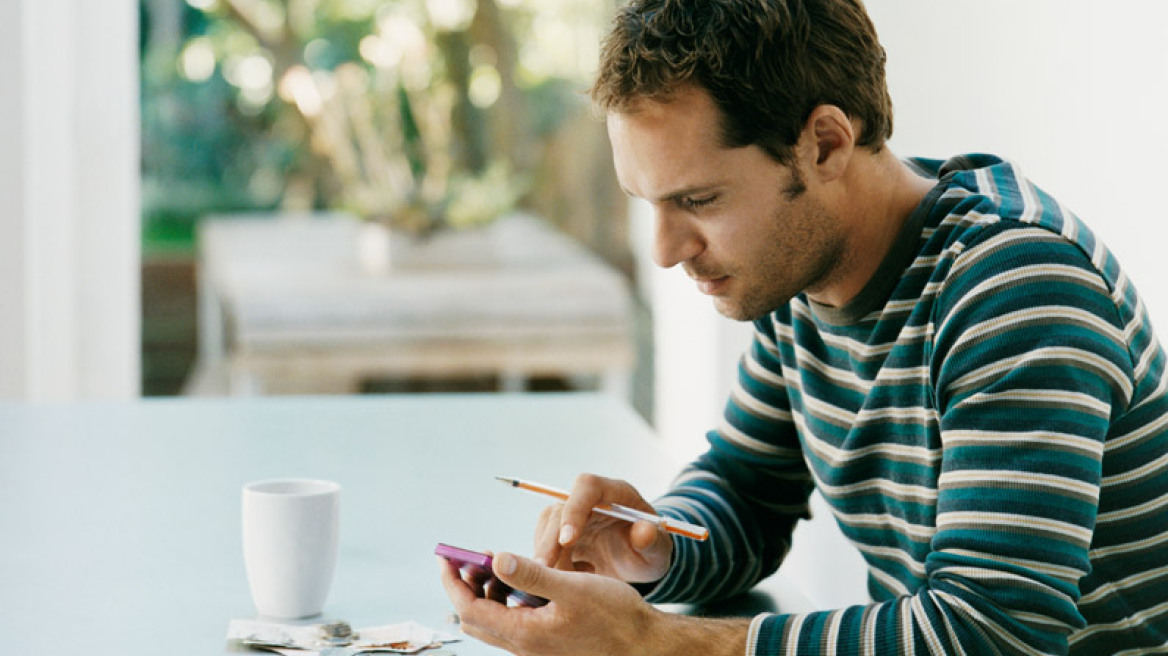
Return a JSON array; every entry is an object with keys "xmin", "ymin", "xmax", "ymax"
[
  {"xmin": 438, "ymin": 558, "xmax": 526, "ymax": 654},
  {"xmin": 493, "ymin": 551, "xmax": 568, "ymax": 600},
  {"xmin": 627, "ymin": 520, "xmax": 674, "ymax": 582},
  {"xmin": 533, "ymin": 503, "xmax": 565, "ymax": 567},
  {"xmin": 554, "ymin": 547, "xmax": 578, "ymax": 572},
  {"xmin": 629, "ymin": 519, "xmax": 662, "ymax": 553},
  {"xmin": 457, "ymin": 620, "xmax": 513, "ymax": 653},
  {"xmin": 560, "ymin": 473, "xmax": 610, "ymax": 546},
  {"xmin": 484, "ymin": 576, "xmax": 513, "ymax": 605},
  {"xmin": 462, "ymin": 564, "xmax": 495, "ymax": 597},
  {"xmin": 438, "ymin": 557, "xmax": 479, "ymax": 608}
]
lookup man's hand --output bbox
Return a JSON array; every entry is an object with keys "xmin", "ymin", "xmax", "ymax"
[
  {"xmin": 438, "ymin": 551, "xmax": 748, "ymax": 656},
  {"xmin": 533, "ymin": 473, "xmax": 673, "ymax": 583}
]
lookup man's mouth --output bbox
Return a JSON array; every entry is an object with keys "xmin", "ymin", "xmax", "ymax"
[{"xmin": 694, "ymin": 276, "xmax": 730, "ymax": 295}]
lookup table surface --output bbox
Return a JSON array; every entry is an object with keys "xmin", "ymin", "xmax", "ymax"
[{"xmin": 0, "ymin": 393, "xmax": 810, "ymax": 655}]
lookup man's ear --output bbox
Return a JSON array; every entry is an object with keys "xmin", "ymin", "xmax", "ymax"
[{"xmin": 798, "ymin": 104, "xmax": 855, "ymax": 183}]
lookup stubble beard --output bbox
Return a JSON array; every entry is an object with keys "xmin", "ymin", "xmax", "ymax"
[{"xmin": 712, "ymin": 178, "xmax": 846, "ymax": 323}]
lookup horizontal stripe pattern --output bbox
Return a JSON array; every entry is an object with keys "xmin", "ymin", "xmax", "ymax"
[{"xmin": 645, "ymin": 155, "xmax": 1168, "ymax": 655}]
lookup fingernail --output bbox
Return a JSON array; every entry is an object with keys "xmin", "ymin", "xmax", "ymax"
[
  {"xmin": 558, "ymin": 524, "xmax": 576, "ymax": 545},
  {"xmin": 496, "ymin": 553, "xmax": 518, "ymax": 576}
]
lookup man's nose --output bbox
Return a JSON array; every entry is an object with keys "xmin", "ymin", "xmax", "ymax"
[{"xmin": 650, "ymin": 209, "xmax": 703, "ymax": 269}]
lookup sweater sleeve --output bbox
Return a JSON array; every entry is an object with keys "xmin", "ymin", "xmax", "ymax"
[
  {"xmin": 745, "ymin": 227, "xmax": 1136, "ymax": 655},
  {"xmin": 645, "ymin": 316, "xmax": 815, "ymax": 604}
]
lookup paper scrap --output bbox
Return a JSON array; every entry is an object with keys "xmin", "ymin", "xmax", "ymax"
[{"xmin": 227, "ymin": 619, "xmax": 459, "ymax": 654}]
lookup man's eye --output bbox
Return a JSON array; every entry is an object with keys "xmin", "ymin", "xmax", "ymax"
[{"xmin": 680, "ymin": 195, "xmax": 717, "ymax": 210}]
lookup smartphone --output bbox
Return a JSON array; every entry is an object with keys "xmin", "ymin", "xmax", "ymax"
[{"xmin": 435, "ymin": 543, "xmax": 549, "ymax": 607}]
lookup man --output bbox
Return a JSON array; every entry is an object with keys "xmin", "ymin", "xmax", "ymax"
[{"xmin": 439, "ymin": 1, "xmax": 1168, "ymax": 654}]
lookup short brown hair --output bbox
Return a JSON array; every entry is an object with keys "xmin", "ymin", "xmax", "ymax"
[{"xmin": 590, "ymin": 0, "xmax": 893, "ymax": 165}]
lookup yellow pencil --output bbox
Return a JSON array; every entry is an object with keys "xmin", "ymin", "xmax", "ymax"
[{"xmin": 496, "ymin": 476, "xmax": 709, "ymax": 542}]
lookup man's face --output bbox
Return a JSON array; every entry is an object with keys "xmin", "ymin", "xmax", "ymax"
[{"xmin": 608, "ymin": 86, "xmax": 848, "ymax": 321}]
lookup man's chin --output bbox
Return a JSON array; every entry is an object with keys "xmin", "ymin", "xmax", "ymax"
[
  {"xmin": 711, "ymin": 294, "xmax": 785, "ymax": 322},
  {"xmin": 711, "ymin": 298, "xmax": 761, "ymax": 322}
]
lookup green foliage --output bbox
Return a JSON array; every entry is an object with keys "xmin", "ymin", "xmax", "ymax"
[{"xmin": 141, "ymin": 0, "xmax": 595, "ymax": 252}]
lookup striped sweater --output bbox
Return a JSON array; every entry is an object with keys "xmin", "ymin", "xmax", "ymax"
[{"xmin": 647, "ymin": 154, "xmax": 1168, "ymax": 655}]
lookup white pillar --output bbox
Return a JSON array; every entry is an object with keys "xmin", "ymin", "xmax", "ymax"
[
  {"xmin": 629, "ymin": 198, "xmax": 754, "ymax": 459},
  {"xmin": 0, "ymin": 0, "xmax": 140, "ymax": 400}
]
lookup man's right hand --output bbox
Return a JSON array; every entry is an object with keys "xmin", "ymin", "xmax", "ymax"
[{"xmin": 532, "ymin": 473, "xmax": 673, "ymax": 584}]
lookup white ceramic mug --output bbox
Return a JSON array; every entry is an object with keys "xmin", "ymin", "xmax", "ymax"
[{"xmin": 242, "ymin": 478, "xmax": 341, "ymax": 619}]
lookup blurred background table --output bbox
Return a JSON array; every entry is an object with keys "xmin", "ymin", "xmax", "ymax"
[
  {"xmin": 191, "ymin": 213, "xmax": 636, "ymax": 398},
  {"xmin": 0, "ymin": 393, "xmax": 812, "ymax": 655}
]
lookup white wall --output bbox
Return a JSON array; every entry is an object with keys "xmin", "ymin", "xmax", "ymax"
[
  {"xmin": 0, "ymin": 0, "xmax": 140, "ymax": 400},
  {"xmin": 871, "ymin": 0, "xmax": 1168, "ymax": 329},
  {"xmin": 0, "ymin": 1, "xmax": 28, "ymax": 395},
  {"xmin": 644, "ymin": 1, "xmax": 1168, "ymax": 609}
]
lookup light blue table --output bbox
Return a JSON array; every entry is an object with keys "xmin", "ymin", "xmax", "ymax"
[{"xmin": 0, "ymin": 393, "xmax": 809, "ymax": 655}]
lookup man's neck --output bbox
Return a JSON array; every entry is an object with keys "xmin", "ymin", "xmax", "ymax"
[{"xmin": 807, "ymin": 148, "xmax": 935, "ymax": 309}]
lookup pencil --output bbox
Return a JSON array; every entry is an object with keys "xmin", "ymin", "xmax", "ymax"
[{"xmin": 495, "ymin": 476, "xmax": 709, "ymax": 542}]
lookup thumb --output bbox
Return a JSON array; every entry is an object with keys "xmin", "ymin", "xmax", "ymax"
[
  {"xmin": 493, "ymin": 552, "xmax": 566, "ymax": 599},
  {"xmin": 630, "ymin": 519, "xmax": 662, "ymax": 553}
]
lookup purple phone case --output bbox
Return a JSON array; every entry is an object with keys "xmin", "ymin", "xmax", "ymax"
[
  {"xmin": 435, "ymin": 543, "xmax": 548, "ymax": 607},
  {"xmin": 436, "ymin": 543, "xmax": 493, "ymax": 570}
]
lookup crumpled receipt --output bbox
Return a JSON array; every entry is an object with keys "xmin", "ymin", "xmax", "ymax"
[{"xmin": 227, "ymin": 618, "xmax": 459, "ymax": 654}]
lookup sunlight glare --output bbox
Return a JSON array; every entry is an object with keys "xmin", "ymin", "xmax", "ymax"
[
  {"xmin": 179, "ymin": 38, "xmax": 216, "ymax": 82},
  {"xmin": 279, "ymin": 66, "xmax": 323, "ymax": 117},
  {"xmin": 238, "ymin": 83, "xmax": 274, "ymax": 114},
  {"xmin": 236, "ymin": 54, "xmax": 274, "ymax": 91},
  {"xmin": 468, "ymin": 65, "xmax": 501, "ymax": 108},
  {"xmin": 359, "ymin": 35, "xmax": 398, "ymax": 69},
  {"xmin": 426, "ymin": 0, "xmax": 475, "ymax": 32},
  {"xmin": 378, "ymin": 14, "xmax": 427, "ymax": 67}
]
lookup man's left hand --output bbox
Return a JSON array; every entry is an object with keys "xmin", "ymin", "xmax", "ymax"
[{"xmin": 439, "ymin": 550, "xmax": 661, "ymax": 655}]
